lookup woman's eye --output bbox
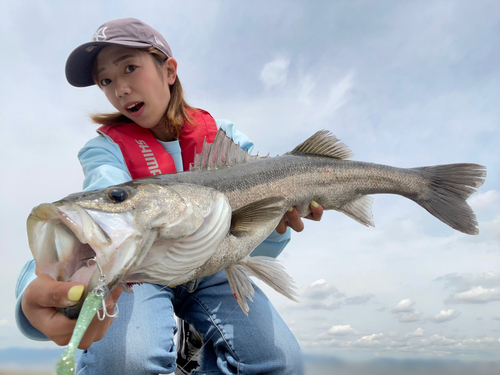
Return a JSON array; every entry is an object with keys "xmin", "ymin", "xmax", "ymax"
[
  {"xmin": 125, "ymin": 65, "xmax": 137, "ymax": 73},
  {"xmin": 100, "ymin": 78, "xmax": 111, "ymax": 86},
  {"xmin": 107, "ymin": 187, "xmax": 130, "ymax": 203}
]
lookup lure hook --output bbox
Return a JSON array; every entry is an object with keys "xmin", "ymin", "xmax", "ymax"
[{"xmin": 80, "ymin": 256, "xmax": 119, "ymax": 321}]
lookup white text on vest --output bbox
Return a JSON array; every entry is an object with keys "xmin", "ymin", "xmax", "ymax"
[{"xmin": 135, "ymin": 140, "xmax": 162, "ymax": 175}]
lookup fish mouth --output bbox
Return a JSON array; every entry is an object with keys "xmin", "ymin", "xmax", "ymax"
[{"xmin": 27, "ymin": 200, "xmax": 141, "ymax": 296}]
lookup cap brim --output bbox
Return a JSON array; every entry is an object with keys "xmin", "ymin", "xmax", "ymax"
[{"xmin": 65, "ymin": 40, "xmax": 152, "ymax": 87}]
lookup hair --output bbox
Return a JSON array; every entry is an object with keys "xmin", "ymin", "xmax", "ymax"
[{"xmin": 90, "ymin": 46, "xmax": 194, "ymax": 139}]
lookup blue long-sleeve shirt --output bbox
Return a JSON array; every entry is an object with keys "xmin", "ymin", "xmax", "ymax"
[{"xmin": 15, "ymin": 119, "xmax": 291, "ymax": 340}]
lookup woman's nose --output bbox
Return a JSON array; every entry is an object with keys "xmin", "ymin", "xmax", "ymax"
[{"xmin": 115, "ymin": 79, "xmax": 131, "ymax": 97}]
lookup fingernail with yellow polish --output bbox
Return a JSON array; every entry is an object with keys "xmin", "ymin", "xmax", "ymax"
[
  {"xmin": 288, "ymin": 207, "xmax": 294, "ymax": 212},
  {"xmin": 311, "ymin": 200, "xmax": 319, "ymax": 208},
  {"xmin": 68, "ymin": 285, "xmax": 85, "ymax": 302}
]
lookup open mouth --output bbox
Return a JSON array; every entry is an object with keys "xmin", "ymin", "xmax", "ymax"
[
  {"xmin": 27, "ymin": 202, "xmax": 108, "ymax": 285},
  {"xmin": 127, "ymin": 102, "xmax": 144, "ymax": 113},
  {"xmin": 27, "ymin": 201, "xmax": 139, "ymax": 292}
]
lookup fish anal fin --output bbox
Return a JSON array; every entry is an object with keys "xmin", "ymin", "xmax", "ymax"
[
  {"xmin": 338, "ymin": 195, "xmax": 374, "ymax": 227},
  {"xmin": 231, "ymin": 197, "xmax": 286, "ymax": 234},
  {"xmin": 289, "ymin": 130, "xmax": 354, "ymax": 159}
]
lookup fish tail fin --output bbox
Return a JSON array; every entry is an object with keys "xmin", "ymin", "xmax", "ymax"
[
  {"xmin": 226, "ymin": 256, "xmax": 299, "ymax": 315},
  {"xmin": 412, "ymin": 163, "xmax": 486, "ymax": 235}
]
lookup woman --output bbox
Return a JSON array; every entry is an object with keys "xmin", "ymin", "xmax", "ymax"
[{"xmin": 16, "ymin": 18, "xmax": 323, "ymax": 374}]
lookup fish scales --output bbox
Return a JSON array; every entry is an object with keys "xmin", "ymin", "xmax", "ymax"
[{"xmin": 134, "ymin": 155, "xmax": 428, "ymax": 213}]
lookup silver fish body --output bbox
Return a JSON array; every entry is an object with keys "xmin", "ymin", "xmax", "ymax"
[{"xmin": 27, "ymin": 130, "xmax": 486, "ymax": 317}]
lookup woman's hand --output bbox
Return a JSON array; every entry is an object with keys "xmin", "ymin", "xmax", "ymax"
[
  {"xmin": 276, "ymin": 201, "xmax": 324, "ymax": 234},
  {"xmin": 21, "ymin": 273, "xmax": 122, "ymax": 349}
]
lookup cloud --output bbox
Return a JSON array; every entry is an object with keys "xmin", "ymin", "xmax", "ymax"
[
  {"xmin": 445, "ymin": 286, "xmax": 500, "ymax": 304},
  {"xmin": 426, "ymin": 334, "xmax": 457, "ymax": 346},
  {"xmin": 406, "ymin": 327, "xmax": 425, "ymax": 337},
  {"xmin": 296, "ymin": 280, "xmax": 345, "ymax": 310},
  {"xmin": 392, "ymin": 299, "xmax": 416, "ymax": 313},
  {"xmin": 345, "ymin": 293, "xmax": 373, "ymax": 305},
  {"xmin": 0, "ymin": 319, "xmax": 11, "ymax": 327},
  {"xmin": 260, "ymin": 56, "xmax": 290, "ymax": 89},
  {"xmin": 324, "ymin": 324, "xmax": 361, "ymax": 336},
  {"xmin": 399, "ymin": 311, "xmax": 423, "ymax": 323},
  {"xmin": 492, "ymin": 316, "xmax": 500, "ymax": 321},
  {"xmin": 430, "ymin": 309, "xmax": 461, "ymax": 323},
  {"xmin": 436, "ymin": 273, "xmax": 500, "ymax": 304},
  {"xmin": 390, "ymin": 299, "xmax": 423, "ymax": 322},
  {"xmin": 435, "ymin": 272, "xmax": 500, "ymax": 292},
  {"xmin": 295, "ymin": 280, "xmax": 375, "ymax": 311},
  {"xmin": 297, "ymin": 74, "xmax": 316, "ymax": 106},
  {"xmin": 300, "ymin": 329, "xmax": 500, "ymax": 357},
  {"xmin": 350, "ymin": 333, "xmax": 386, "ymax": 347},
  {"xmin": 468, "ymin": 190, "xmax": 499, "ymax": 211},
  {"xmin": 302, "ymin": 279, "xmax": 344, "ymax": 299},
  {"xmin": 313, "ymin": 71, "xmax": 355, "ymax": 121}
]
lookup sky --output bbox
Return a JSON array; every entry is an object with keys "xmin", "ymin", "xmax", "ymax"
[{"xmin": 0, "ymin": 0, "xmax": 499, "ymax": 370}]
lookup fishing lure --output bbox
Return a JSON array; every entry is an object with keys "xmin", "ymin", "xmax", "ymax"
[{"xmin": 56, "ymin": 257, "xmax": 118, "ymax": 375}]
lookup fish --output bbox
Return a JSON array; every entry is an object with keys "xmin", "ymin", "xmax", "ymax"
[{"xmin": 27, "ymin": 130, "xmax": 486, "ymax": 320}]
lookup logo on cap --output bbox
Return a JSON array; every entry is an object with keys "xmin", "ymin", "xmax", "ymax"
[
  {"xmin": 154, "ymin": 35, "xmax": 165, "ymax": 47},
  {"xmin": 92, "ymin": 27, "xmax": 108, "ymax": 41}
]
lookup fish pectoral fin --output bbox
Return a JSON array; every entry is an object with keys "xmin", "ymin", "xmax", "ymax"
[
  {"xmin": 338, "ymin": 195, "xmax": 375, "ymax": 227},
  {"xmin": 288, "ymin": 130, "xmax": 354, "ymax": 159},
  {"xmin": 230, "ymin": 197, "xmax": 286, "ymax": 234}
]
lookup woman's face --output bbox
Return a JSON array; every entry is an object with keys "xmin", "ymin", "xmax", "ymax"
[{"xmin": 96, "ymin": 45, "xmax": 177, "ymax": 135}]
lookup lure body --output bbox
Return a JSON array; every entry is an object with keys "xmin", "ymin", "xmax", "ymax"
[{"xmin": 56, "ymin": 292, "xmax": 101, "ymax": 375}]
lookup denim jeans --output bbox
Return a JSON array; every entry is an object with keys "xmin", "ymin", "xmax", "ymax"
[{"xmin": 77, "ymin": 270, "xmax": 303, "ymax": 374}]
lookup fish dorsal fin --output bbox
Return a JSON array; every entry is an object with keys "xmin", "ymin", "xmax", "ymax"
[
  {"xmin": 289, "ymin": 130, "xmax": 354, "ymax": 159},
  {"xmin": 190, "ymin": 129, "xmax": 270, "ymax": 172}
]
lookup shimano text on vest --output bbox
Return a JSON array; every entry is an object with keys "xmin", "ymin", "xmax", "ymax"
[{"xmin": 135, "ymin": 140, "xmax": 162, "ymax": 175}]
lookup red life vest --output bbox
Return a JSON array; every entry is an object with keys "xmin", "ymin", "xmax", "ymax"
[{"xmin": 98, "ymin": 108, "xmax": 218, "ymax": 179}]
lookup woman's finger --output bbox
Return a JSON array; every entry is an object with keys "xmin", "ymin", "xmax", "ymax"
[
  {"xmin": 275, "ymin": 216, "xmax": 287, "ymax": 234},
  {"xmin": 304, "ymin": 201, "xmax": 324, "ymax": 221},
  {"xmin": 286, "ymin": 207, "xmax": 304, "ymax": 232}
]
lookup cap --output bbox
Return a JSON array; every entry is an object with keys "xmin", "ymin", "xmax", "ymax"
[{"xmin": 65, "ymin": 18, "xmax": 172, "ymax": 87}]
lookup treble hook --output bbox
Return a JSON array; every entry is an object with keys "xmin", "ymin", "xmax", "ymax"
[
  {"xmin": 80, "ymin": 256, "xmax": 119, "ymax": 321},
  {"xmin": 81, "ymin": 256, "xmax": 104, "ymax": 276},
  {"xmin": 96, "ymin": 298, "xmax": 120, "ymax": 321}
]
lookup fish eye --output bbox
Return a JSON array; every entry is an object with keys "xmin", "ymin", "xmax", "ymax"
[{"xmin": 107, "ymin": 187, "xmax": 130, "ymax": 203}]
